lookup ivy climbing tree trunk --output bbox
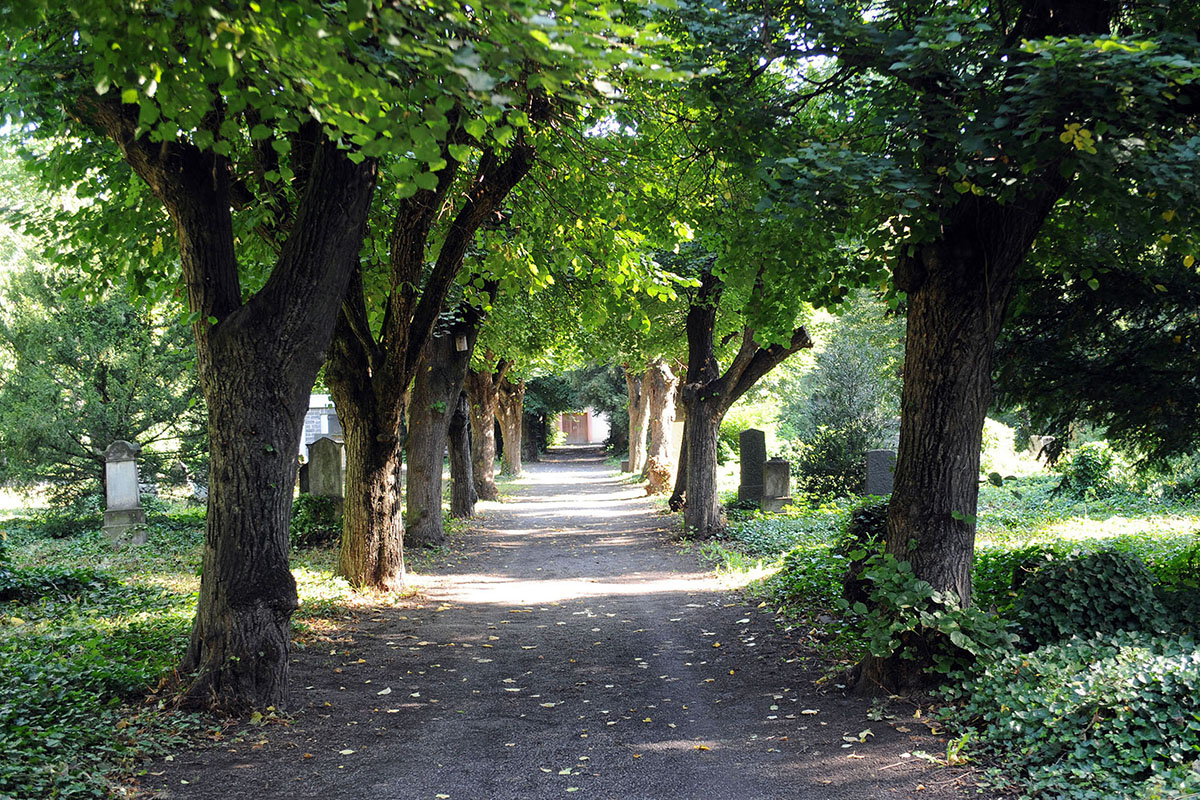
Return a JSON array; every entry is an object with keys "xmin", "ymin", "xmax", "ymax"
[
  {"xmin": 625, "ymin": 366, "xmax": 650, "ymax": 473},
  {"xmin": 448, "ymin": 391, "xmax": 477, "ymax": 518},
  {"xmin": 497, "ymin": 376, "xmax": 525, "ymax": 476},
  {"xmin": 406, "ymin": 320, "xmax": 479, "ymax": 548},
  {"xmin": 83, "ymin": 99, "xmax": 377, "ymax": 710}
]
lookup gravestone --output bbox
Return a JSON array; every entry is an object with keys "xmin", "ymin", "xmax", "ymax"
[
  {"xmin": 307, "ymin": 436, "xmax": 345, "ymax": 508},
  {"xmin": 102, "ymin": 440, "xmax": 147, "ymax": 546},
  {"xmin": 761, "ymin": 458, "xmax": 792, "ymax": 513},
  {"xmin": 737, "ymin": 429, "xmax": 766, "ymax": 503},
  {"xmin": 865, "ymin": 449, "xmax": 897, "ymax": 496}
]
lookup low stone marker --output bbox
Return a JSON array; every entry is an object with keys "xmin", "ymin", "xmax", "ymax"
[
  {"xmin": 761, "ymin": 458, "xmax": 792, "ymax": 513},
  {"xmin": 865, "ymin": 449, "xmax": 897, "ymax": 496},
  {"xmin": 102, "ymin": 440, "xmax": 147, "ymax": 546},
  {"xmin": 307, "ymin": 436, "xmax": 345, "ymax": 509},
  {"xmin": 737, "ymin": 428, "xmax": 766, "ymax": 503}
]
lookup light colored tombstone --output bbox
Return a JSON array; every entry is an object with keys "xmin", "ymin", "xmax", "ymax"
[
  {"xmin": 737, "ymin": 429, "xmax": 766, "ymax": 503},
  {"xmin": 102, "ymin": 440, "xmax": 147, "ymax": 546},
  {"xmin": 307, "ymin": 436, "xmax": 345, "ymax": 505},
  {"xmin": 761, "ymin": 458, "xmax": 792, "ymax": 513},
  {"xmin": 865, "ymin": 449, "xmax": 897, "ymax": 496}
]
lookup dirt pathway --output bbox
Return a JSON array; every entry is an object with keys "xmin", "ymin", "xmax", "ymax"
[{"xmin": 146, "ymin": 449, "xmax": 973, "ymax": 800}]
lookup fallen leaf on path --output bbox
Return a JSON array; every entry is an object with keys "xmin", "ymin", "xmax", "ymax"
[
  {"xmin": 377, "ymin": 687, "xmax": 392, "ymax": 695},
  {"xmin": 800, "ymin": 709, "xmax": 819, "ymax": 715},
  {"xmin": 339, "ymin": 749, "xmax": 355, "ymax": 755}
]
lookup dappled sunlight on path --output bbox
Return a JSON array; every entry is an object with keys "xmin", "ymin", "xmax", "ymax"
[{"xmin": 147, "ymin": 446, "xmax": 969, "ymax": 800}]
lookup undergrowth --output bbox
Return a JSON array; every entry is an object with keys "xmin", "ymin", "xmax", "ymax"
[
  {"xmin": 707, "ymin": 472, "xmax": 1200, "ymax": 798},
  {"xmin": 0, "ymin": 500, "xmax": 365, "ymax": 799}
]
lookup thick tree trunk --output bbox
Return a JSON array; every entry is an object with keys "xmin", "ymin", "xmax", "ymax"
[
  {"xmin": 448, "ymin": 391, "xmax": 476, "ymax": 518},
  {"xmin": 162, "ymin": 139, "xmax": 377, "ymax": 711},
  {"xmin": 335, "ymin": 407, "xmax": 406, "ymax": 590},
  {"xmin": 625, "ymin": 367, "xmax": 650, "ymax": 474},
  {"xmin": 855, "ymin": 199, "xmax": 1068, "ymax": 694},
  {"xmin": 680, "ymin": 395, "xmax": 723, "ymax": 537},
  {"xmin": 406, "ymin": 325, "xmax": 477, "ymax": 548},
  {"xmin": 467, "ymin": 367, "xmax": 502, "ymax": 501},
  {"xmin": 497, "ymin": 377, "xmax": 525, "ymax": 476},
  {"xmin": 642, "ymin": 358, "xmax": 679, "ymax": 493}
]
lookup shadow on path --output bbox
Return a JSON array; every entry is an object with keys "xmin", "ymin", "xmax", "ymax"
[{"xmin": 147, "ymin": 448, "xmax": 971, "ymax": 800}]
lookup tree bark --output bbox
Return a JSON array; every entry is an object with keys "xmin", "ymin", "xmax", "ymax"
[
  {"xmin": 497, "ymin": 376, "xmax": 525, "ymax": 476},
  {"xmin": 673, "ymin": 266, "xmax": 812, "ymax": 537},
  {"xmin": 405, "ymin": 320, "xmax": 478, "ymax": 548},
  {"xmin": 852, "ymin": 0, "xmax": 1114, "ymax": 695},
  {"xmin": 642, "ymin": 358, "xmax": 679, "ymax": 494},
  {"xmin": 328, "ymin": 138, "xmax": 534, "ymax": 590},
  {"xmin": 85, "ymin": 96, "xmax": 378, "ymax": 710},
  {"xmin": 467, "ymin": 354, "xmax": 510, "ymax": 501},
  {"xmin": 625, "ymin": 366, "xmax": 650, "ymax": 473},
  {"xmin": 448, "ymin": 391, "xmax": 476, "ymax": 518}
]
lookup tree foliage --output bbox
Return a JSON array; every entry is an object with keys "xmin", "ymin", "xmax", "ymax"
[{"xmin": 0, "ymin": 265, "xmax": 203, "ymax": 501}]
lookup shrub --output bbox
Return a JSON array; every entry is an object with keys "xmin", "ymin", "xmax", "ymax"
[
  {"xmin": 290, "ymin": 493, "xmax": 342, "ymax": 548},
  {"xmin": 781, "ymin": 426, "xmax": 872, "ymax": 499},
  {"xmin": 1056, "ymin": 440, "xmax": 1122, "ymax": 497},
  {"xmin": 852, "ymin": 554, "xmax": 1017, "ymax": 679},
  {"xmin": 835, "ymin": 495, "xmax": 888, "ymax": 605},
  {"xmin": 1011, "ymin": 549, "xmax": 1166, "ymax": 648},
  {"xmin": 946, "ymin": 631, "xmax": 1200, "ymax": 799}
]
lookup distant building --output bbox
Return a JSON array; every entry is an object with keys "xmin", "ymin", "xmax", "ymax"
[
  {"xmin": 300, "ymin": 394, "xmax": 342, "ymax": 460},
  {"xmin": 556, "ymin": 409, "xmax": 610, "ymax": 445}
]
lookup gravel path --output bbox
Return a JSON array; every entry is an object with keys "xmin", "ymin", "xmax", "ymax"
[{"xmin": 145, "ymin": 447, "xmax": 975, "ymax": 799}]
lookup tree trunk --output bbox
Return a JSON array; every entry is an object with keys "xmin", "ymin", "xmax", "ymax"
[
  {"xmin": 497, "ymin": 377, "xmax": 525, "ymax": 476},
  {"xmin": 448, "ymin": 391, "xmax": 476, "ymax": 518},
  {"xmin": 670, "ymin": 265, "xmax": 811, "ymax": 536},
  {"xmin": 406, "ymin": 324, "xmax": 478, "ymax": 548},
  {"xmin": 855, "ymin": 198, "xmax": 1068, "ymax": 693},
  {"xmin": 680, "ymin": 394, "xmax": 723, "ymax": 537},
  {"xmin": 522, "ymin": 411, "xmax": 542, "ymax": 463},
  {"xmin": 167, "ymin": 140, "xmax": 376, "ymax": 711},
  {"xmin": 467, "ymin": 367, "xmax": 502, "ymax": 501},
  {"xmin": 669, "ymin": 426, "xmax": 688, "ymax": 510},
  {"xmin": 642, "ymin": 358, "xmax": 679, "ymax": 494},
  {"xmin": 625, "ymin": 366, "xmax": 650, "ymax": 474},
  {"xmin": 335, "ymin": 406, "xmax": 406, "ymax": 590}
]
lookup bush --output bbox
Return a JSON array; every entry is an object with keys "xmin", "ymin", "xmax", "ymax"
[
  {"xmin": 781, "ymin": 426, "xmax": 871, "ymax": 499},
  {"xmin": 835, "ymin": 496, "xmax": 888, "ymax": 605},
  {"xmin": 1011, "ymin": 549, "xmax": 1166, "ymax": 648},
  {"xmin": 946, "ymin": 631, "xmax": 1200, "ymax": 799},
  {"xmin": 852, "ymin": 554, "xmax": 1016, "ymax": 679},
  {"xmin": 1056, "ymin": 440, "xmax": 1123, "ymax": 497},
  {"xmin": 290, "ymin": 493, "xmax": 342, "ymax": 548}
]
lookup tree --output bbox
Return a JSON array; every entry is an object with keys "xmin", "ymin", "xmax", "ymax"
[
  {"xmin": 405, "ymin": 306, "xmax": 483, "ymax": 549},
  {"xmin": 0, "ymin": 0, "xmax": 644, "ymax": 709},
  {"xmin": 741, "ymin": 0, "xmax": 1200, "ymax": 688},
  {"xmin": 669, "ymin": 255, "xmax": 813, "ymax": 537},
  {"xmin": 0, "ymin": 264, "xmax": 203, "ymax": 502},
  {"xmin": 995, "ymin": 232, "xmax": 1200, "ymax": 464}
]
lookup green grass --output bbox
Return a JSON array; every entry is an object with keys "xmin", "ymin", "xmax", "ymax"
[{"xmin": 0, "ymin": 503, "xmax": 368, "ymax": 799}]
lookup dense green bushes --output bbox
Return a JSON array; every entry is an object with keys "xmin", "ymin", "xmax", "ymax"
[
  {"xmin": 948, "ymin": 631, "xmax": 1200, "ymax": 799},
  {"xmin": 713, "ymin": 475, "xmax": 1200, "ymax": 798}
]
